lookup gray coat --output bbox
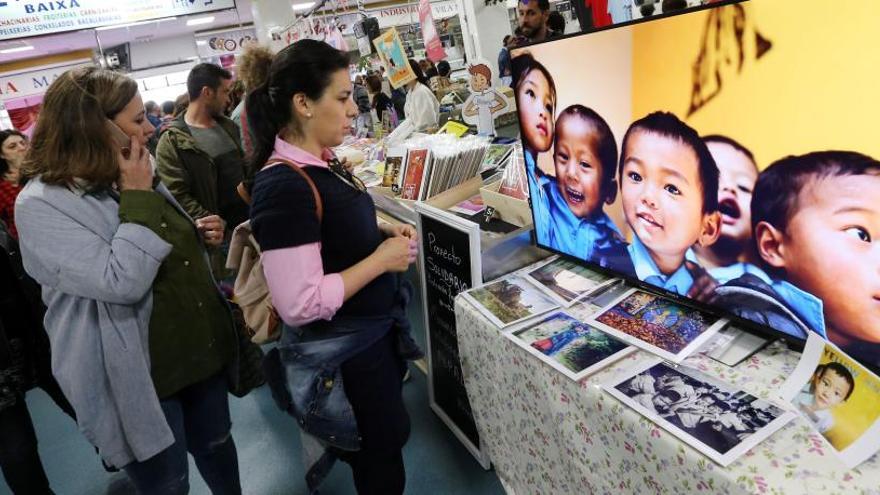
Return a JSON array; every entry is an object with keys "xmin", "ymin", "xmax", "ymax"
[{"xmin": 15, "ymin": 177, "xmax": 184, "ymax": 468}]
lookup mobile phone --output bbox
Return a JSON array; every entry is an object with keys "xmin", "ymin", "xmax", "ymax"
[{"xmin": 106, "ymin": 119, "xmax": 131, "ymax": 159}]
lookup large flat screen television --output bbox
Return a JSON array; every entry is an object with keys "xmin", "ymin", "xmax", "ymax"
[{"xmin": 511, "ymin": 0, "xmax": 880, "ymax": 370}]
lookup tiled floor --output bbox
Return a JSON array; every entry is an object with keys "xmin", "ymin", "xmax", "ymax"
[{"xmin": 6, "ymin": 368, "xmax": 504, "ymax": 494}]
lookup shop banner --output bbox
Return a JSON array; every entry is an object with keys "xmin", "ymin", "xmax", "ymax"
[
  {"xmin": 0, "ymin": 0, "xmax": 236, "ymax": 41},
  {"xmin": 195, "ymin": 28, "xmax": 257, "ymax": 58},
  {"xmin": 371, "ymin": 0, "xmax": 457, "ymax": 31},
  {"xmin": 0, "ymin": 60, "xmax": 91, "ymax": 102},
  {"xmin": 418, "ymin": 0, "xmax": 446, "ymax": 62},
  {"xmin": 373, "ymin": 27, "xmax": 416, "ymax": 89}
]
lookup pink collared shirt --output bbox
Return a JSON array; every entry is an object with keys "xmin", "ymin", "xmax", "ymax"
[{"xmin": 260, "ymin": 136, "xmax": 344, "ymax": 327}]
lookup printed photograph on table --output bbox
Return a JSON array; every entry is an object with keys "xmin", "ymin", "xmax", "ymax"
[
  {"xmin": 524, "ymin": 256, "xmax": 616, "ymax": 307},
  {"xmin": 779, "ymin": 333, "xmax": 880, "ymax": 469},
  {"xmin": 588, "ymin": 289, "xmax": 726, "ymax": 362},
  {"xmin": 461, "ymin": 275, "xmax": 558, "ymax": 329},
  {"xmin": 604, "ymin": 359, "xmax": 795, "ymax": 466},
  {"xmin": 507, "ymin": 311, "xmax": 634, "ymax": 381}
]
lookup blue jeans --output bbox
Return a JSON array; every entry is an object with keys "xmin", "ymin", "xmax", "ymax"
[{"xmin": 123, "ymin": 373, "xmax": 241, "ymax": 495}]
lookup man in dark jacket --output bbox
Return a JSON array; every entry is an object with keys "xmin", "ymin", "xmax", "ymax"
[{"xmin": 156, "ymin": 64, "xmax": 248, "ymax": 277}]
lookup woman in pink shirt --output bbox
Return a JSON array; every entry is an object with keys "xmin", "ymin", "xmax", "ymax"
[{"xmin": 245, "ymin": 39, "xmax": 421, "ymax": 494}]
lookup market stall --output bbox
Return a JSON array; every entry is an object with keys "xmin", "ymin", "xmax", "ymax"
[{"xmin": 454, "ymin": 289, "xmax": 880, "ymax": 494}]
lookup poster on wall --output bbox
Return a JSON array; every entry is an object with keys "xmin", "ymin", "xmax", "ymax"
[
  {"xmin": 779, "ymin": 333, "xmax": 880, "ymax": 469},
  {"xmin": 0, "ymin": 0, "xmax": 236, "ymax": 41},
  {"xmin": 373, "ymin": 27, "xmax": 416, "ymax": 89}
]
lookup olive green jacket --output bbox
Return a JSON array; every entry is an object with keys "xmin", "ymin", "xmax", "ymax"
[{"xmin": 154, "ymin": 113, "xmax": 244, "ymax": 221}]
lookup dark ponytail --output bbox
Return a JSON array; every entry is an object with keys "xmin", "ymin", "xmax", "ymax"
[
  {"xmin": 246, "ymin": 39, "xmax": 351, "ymax": 181},
  {"xmin": 408, "ymin": 59, "xmax": 430, "ymax": 87}
]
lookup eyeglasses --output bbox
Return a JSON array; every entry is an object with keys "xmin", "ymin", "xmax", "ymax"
[{"xmin": 328, "ymin": 158, "xmax": 367, "ymax": 193}]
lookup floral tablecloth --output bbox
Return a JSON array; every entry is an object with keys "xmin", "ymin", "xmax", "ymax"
[{"xmin": 454, "ymin": 297, "xmax": 880, "ymax": 495}]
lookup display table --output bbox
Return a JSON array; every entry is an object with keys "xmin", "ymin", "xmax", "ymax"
[{"xmin": 454, "ymin": 297, "xmax": 880, "ymax": 494}]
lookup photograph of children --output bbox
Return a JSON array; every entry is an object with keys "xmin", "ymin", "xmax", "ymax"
[
  {"xmin": 506, "ymin": 311, "xmax": 634, "ymax": 381},
  {"xmin": 780, "ymin": 333, "xmax": 880, "ymax": 468},
  {"xmin": 604, "ymin": 359, "xmax": 795, "ymax": 466},
  {"xmin": 589, "ymin": 289, "xmax": 726, "ymax": 362},
  {"xmin": 461, "ymin": 275, "xmax": 559, "ymax": 329},
  {"xmin": 524, "ymin": 256, "xmax": 616, "ymax": 307},
  {"xmin": 510, "ymin": 0, "xmax": 880, "ymax": 372},
  {"xmin": 537, "ymin": 105, "xmax": 631, "ymax": 271}
]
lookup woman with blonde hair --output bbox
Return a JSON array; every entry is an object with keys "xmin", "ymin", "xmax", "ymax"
[{"xmin": 15, "ymin": 66, "xmax": 242, "ymax": 494}]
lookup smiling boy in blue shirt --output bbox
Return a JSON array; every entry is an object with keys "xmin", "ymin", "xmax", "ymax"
[
  {"xmin": 616, "ymin": 112, "xmax": 722, "ymax": 297},
  {"xmin": 538, "ymin": 105, "xmax": 629, "ymax": 268}
]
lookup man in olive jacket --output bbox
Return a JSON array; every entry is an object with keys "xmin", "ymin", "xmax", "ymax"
[{"xmin": 156, "ymin": 63, "xmax": 248, "ymax": 277}]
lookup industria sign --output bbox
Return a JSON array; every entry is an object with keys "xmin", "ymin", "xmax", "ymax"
[{"xmin": 0, "ymin": 0, "xmax": 235, "ymax": 41}]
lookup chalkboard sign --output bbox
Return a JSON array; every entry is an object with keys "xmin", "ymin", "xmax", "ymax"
[{"xmin": 415, "ymin": 203, "xmax": 490, "ymax": 469}]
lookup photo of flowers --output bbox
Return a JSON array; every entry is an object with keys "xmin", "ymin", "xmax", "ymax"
[{"xmin": 588, "ymin": 288, "xmax": 726, "ymax": 362}]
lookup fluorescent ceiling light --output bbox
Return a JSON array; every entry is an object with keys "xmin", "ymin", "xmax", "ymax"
[
  {"xmin": 95, "ymin": 17, "xmax": 176, "ymax": 31},
  {"xmin": 0, "ymin": 45, "xmax": 34, "ymax": 54},
  {"xmin": 292, "ymin": 2, "xmax": 315, "ymax": 11},
  {"xmin": 186, "ymin": 16, "xmax": 215, "ymax": 26}
]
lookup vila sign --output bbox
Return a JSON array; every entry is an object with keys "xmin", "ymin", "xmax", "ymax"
[
  {"xmin": 0, "ymin": 0, "xmax": 235, "ymax": 41},
  {"xmin": 373, "ymin": 0, "xmax": 457, "ymax": 30}
]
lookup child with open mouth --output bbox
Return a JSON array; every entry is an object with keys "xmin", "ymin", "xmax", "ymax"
[{"xmin": 538, "ymin": 105, "xmax": 629, "ymax": 269}]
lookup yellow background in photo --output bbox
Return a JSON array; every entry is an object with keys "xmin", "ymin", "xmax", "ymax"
[
  {"xmin": 819, "ymin": 346, "xmax": 880, "ymax": 451},
  {"xmin": 632, "ymin": 0, "xmax": 880, "ymax": 170}
]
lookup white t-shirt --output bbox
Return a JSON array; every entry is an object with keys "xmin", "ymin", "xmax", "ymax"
[{"xmin": 403, "ymin": 83, "xmax": 440, "ymax": 131}]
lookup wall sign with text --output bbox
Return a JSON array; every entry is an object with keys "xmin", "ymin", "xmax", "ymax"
[{"xmin": 0, "ymin": 0, "xmax": 235, "ymax": 41}]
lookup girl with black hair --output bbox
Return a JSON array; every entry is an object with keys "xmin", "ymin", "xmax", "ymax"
[
  {"xmin": 402, "ymin": 58, "xmax": 440, "ymax": 131},
  {"xmin": 245, "ymin": 39, "xmax": 423, "ymax": 495}
]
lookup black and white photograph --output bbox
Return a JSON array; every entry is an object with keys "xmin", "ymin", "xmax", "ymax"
[{"xmin": 604, "ymin": 359, "xmax": 795, "ymax": 466}]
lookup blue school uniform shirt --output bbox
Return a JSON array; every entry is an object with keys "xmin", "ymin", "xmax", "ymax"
[
  {"xmin": 628, "ymin": 235, "xmax": 699, "ymax": 296},
  {"xmin": 748, "ymin": 266, "xmax": 828, "ymax": 338},
  {"xmin": 539, "ymin": 178, "xmax": 626, "ymax": 264},
  {"xmin": 526, "ymin": 151, "xmax": 552, "ymax": 237},
  {"xmin": 708, "ymin": 262, "xmax": 768, "ymax": 285}
]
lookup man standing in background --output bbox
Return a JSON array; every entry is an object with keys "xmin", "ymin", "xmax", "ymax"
[
  {"xmin": 516, "ymin": 0, "xmax": 559, "ymax": 45},
  {"xmin": 155, "ymin": 63, "xmax": 248, "ymax": 277}
]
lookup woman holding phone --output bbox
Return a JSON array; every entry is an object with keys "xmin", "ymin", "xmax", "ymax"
[{"xmin": 15, "ymin": 66, "xmax": 242, "ymax": 494}]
